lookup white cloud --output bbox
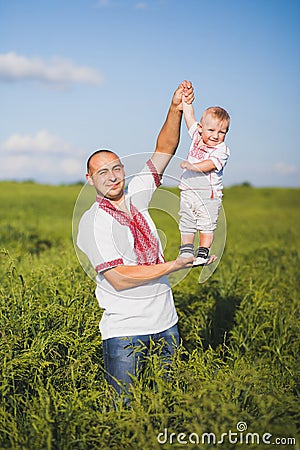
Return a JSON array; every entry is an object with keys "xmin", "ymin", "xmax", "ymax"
[
  {"xmin": 0, "ymin": 130, "xmax": 77, "ymax": 155},
  {"xmin": 0, "ymin": 52, "xmax": 103, "ymax": 88},
  {"xmin": 274, "ymin": 162, "xmax": 298, "ymax": 176},
  {"xmin": 0, "ymin": 131, "xmax": 85, "ymax": 183}
]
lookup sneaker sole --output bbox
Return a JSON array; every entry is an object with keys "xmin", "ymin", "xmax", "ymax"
[{"xmin": 193, "ymin": 257, "xmax": 208, "ymax": 266}]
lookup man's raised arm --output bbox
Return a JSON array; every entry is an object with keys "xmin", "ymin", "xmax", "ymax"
[{"xmin": 151, "ymin": 80, "xmax": 194, "ymax": 175}]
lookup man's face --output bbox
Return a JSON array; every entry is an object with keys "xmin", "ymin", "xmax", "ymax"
[
  {"xmin": 86, "ymin": 152, "xmax": 125, "ymax": 201},
  {"xmin": 198, "ymin": 114, "xmax": 228, "ymax": 147}
]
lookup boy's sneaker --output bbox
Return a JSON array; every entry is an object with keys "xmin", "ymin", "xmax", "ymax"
[
  {"xmin": 178, "ymin": 244, "xmax": 194, "ymax": 259},
  {"xmin": 193, "ymin": 247, "xmax": 209, "ymax": 266}
]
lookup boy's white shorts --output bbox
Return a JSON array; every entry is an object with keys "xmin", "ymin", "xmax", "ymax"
[{"xmin": 179, "ymin": 189, "xmax": 222, "ymax": 234}]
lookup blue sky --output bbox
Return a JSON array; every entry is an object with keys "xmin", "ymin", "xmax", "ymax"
[{"xmin": 0, "ymin": 0, "xmax": 299, "ymax": 187}]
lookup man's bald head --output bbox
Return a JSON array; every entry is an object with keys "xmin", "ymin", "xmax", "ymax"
[{"xmin": 87, "ymin": 149, "xmax": 120, "ymax": 175}]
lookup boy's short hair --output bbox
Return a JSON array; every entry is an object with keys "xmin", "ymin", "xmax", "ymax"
[{"xmin": 201, "ymin": 106, "xmax": 230, "ymax": 131}]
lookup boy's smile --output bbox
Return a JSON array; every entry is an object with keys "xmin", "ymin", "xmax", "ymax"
[{"xmin": 198, "ymin": 114, "xmax": 228, "ymax": 147}]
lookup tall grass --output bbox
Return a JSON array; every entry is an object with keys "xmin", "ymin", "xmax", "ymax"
[{"xmin": 0, "ymin": 182, "xmax": 299, "ymax": 449}]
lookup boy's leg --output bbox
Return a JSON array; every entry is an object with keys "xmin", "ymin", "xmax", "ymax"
[
  {"xmin": 179, "ymin": 233, "xmax": 195, "ymax": 258},
  {"xmin": 199, "ymin": 231, "xmax": 214, "ymax": 249},
  {"xmin": 181, "ymin": 233, "xmax": 195, "ymax": 245},
  {"xmin": 178, "ymin": 190, "xmax": 197, "ymax": 259},
  {"xmin": 193, "ymin": 231, "xmax": 214, "ymax": 266},
  {"xmin": 193, "ymin": 193, "xmax": 221, "ymax": 266}
]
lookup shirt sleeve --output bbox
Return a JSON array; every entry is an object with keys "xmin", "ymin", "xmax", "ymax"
[
  {"xmin": 188, "ymin": 121, "xmax": 198, "ymax": 139},
  {"xmin": 126, "ymin": 159, "xmax": 161, "ymax": 211},
  {"xmin": 77, "ymin": 207, "xmax": 124, "ymax": 274},
  {"xmin": 209, "ymin": 144, "xmax": 230, "ymax": 172}
]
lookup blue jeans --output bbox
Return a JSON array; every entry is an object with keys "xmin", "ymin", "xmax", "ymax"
[{"xmin": 102, "ymin": 324, "xmax": 179, "ymax": 394}]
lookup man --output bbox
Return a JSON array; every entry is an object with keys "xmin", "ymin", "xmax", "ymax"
[{"xmin": 77, "ymin": 81, "xmax": 214, "ymax": 396}]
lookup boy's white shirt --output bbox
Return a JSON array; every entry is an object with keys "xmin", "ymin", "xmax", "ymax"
[{"xmin": 179, "ymin": 121, "xmax": 230, "ymax": 191}]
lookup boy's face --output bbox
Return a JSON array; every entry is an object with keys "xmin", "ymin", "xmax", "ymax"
[{"xmin": 198, "ymin": 114, "xmax": 228, "ymax": 147}]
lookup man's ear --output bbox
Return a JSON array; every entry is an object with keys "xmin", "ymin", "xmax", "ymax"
[
  {"xmin": 197, "ymin": 122, "xmax": 202, "ymax": 133},
  {"xmin": 86, "ymin": 173, "xmax": 94, "ymax": 186}
]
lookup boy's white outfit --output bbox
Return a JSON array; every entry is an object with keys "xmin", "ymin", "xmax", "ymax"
[
  {"xmin": 179, "ymin": 121, "xmax": 230, "ymax": 234},
  {"xmin": 77, "ymin": 159, "xmax": 178, "ymax": 340}
]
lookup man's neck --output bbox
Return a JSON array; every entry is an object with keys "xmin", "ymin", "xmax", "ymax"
[{"xmin": 98, "ymin": 193, "xmax": 130, "ymax": 214}]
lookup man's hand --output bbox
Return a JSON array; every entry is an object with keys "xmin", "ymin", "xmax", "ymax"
[
  {"xmin": 173, "ymin": 80, "xmax": 194, "ymax": 111},
  {"xmin": 174, "ymin": 253, "xmax": 218, "ymax": 270},
  {"xmin": 174, "ymin": 254, "xmax": 195, "ymax": 269},
  {"xmin": 206, "ymin": 255, "xmax": 218, "ymax": 265}
]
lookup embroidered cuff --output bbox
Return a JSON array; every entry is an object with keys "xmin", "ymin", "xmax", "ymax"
[
  {"xmin": 146, "ymin": 159, "xmax": 162, "ymax": 188},
  {"xmin": 95, "ymin": 258, "xmax": 124, "ymax": 273}
]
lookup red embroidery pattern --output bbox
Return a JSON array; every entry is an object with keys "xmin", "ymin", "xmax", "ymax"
[
  {"xmin": 146, "ymin": 159, "xmax": 161, "ymax": 187},
  {"xmin": 96, "ymin": 258, "xmax": 124, "ymax": 273},
  {"xmin": 188, "ymin": 130, "xmax": 220, "ymax": 161},
  {"xmin": 189, "ymin": 144, "xmax": 208, "ymax": 161},
  {"xmin": 97, "ymin": 197, "xmax": 162, "ymax": 266}
]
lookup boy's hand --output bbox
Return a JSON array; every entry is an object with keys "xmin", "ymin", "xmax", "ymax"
[
  {"xmin": 181, "ymin": 80, "xmax": 194, "ymax": 104},
  {"xmin": 180, "ymin": 160, "xmax": 194, "ymax": 170},
  {"xmin": 182, "ymin": 80, "xmax": 194, "ymax": 104},
  {"xmin": 173, "ymin": 80, "xmax": 194, "ymax": 111}
]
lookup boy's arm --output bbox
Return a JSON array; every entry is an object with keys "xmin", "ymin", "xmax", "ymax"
[
  {"xmin": 181, "ymin": 145, "xmax": 229, "ymax": 173},
  {"xmin": 181, "ymin": 159, "xmax": 217, "ymax": 173},
  {"xmin": 183, "ymin": 99, "xmax": 197, "ymax": 131}
]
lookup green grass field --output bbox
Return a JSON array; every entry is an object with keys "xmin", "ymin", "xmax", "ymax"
[{"xmin": 0, "ymin": 181, "xmax": 299, "ymax": 449}]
